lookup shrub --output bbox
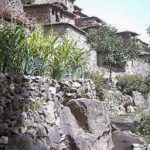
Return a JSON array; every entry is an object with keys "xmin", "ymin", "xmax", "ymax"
[
  {"xmin": 117, "ymin": 75, "xmax": 149, "ymax": 95},
  {"xmin": 88, "ymin": 71, "xmax": 109, "ymax": 100},
  {"xmin": 134, "ymin": 109, "xmax": 150, "ymax": 142}
]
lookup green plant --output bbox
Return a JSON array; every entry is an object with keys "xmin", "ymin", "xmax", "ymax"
[
  {"xmin": 0, "ymin": 24, "xmax": 27, "ymax": 73},
  {"xmin": 134, "ymin": 109, "xmax": 150, "ymax": 142},
  {"xmin": 49, "ymin": 39, "xmax": 87, "ymax": 79},
  {"xmin": 86, "ymin": 25, "xmax": 140, "ymax": 82},
  {"xmin": 117, "ymin": 75, "xmax": 149, "ymax": 95},
  {"xmin": 0, "ymin": 24, "xmax": 87, "ymax": 79},
  {"xmin": 88, "ymin": 71, "xmax": 109, "ymax": 100}
]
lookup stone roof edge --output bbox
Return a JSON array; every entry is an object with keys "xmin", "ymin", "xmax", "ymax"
[
  {"xmin": 117, "ymin": 31, "xmax": 140, "ymax": 36},
  {"xmin": 43, "ymin": 22, "xmax": 86, "ymax": 35}
]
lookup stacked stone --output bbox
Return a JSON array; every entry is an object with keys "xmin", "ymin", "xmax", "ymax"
[{"xmin": 0, "ymin": 74, "xmax": 113, "ymax": 150}]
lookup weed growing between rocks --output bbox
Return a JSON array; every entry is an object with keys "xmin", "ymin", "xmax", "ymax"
[
  {"xmin": 133, "ymin": 108, "xmax": 150, "ymax": 143},
  {"xmin": 87, "ymin": 70, "xmax": 109, "ymax": 100}
]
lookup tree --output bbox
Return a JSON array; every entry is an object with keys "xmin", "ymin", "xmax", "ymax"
[{"xmin": 86, "ymin": 25, "xmax": 140, "ymax": 82}]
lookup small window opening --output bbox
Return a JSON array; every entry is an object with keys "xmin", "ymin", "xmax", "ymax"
[
  {"xmin": 52, "ymin": 8, "xmax": 55, "ymax": 15},
  {"xmin": 56, "ymin": 12, "xmax": 60, "ymax": 22}
]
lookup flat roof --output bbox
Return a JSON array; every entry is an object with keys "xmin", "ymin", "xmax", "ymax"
[
  {"xmin": 43, "ymin": 22, "xmax": 86, "ymax": 35},
  {"xmin": 117, "ymin": 31, "xmax": 139, "ymax": 36},
  {"xmin": 82, "ymin": 16, "xmax": 104, "ymax": 23},
  {"xmin": 74, "ymin": 5, "xmax": 82, "ymax": 11}
]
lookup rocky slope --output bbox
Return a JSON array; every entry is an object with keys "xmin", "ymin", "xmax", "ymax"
[{"xmin": 0, "ymin": 74, "xmax": 114, "ymax": 150}]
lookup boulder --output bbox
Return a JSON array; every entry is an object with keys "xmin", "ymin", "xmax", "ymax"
[
  {"xmin": 62, "ymin": 98, "xmax": 114, "ymax": 150},
  {"xmin": 127, "ymin": 105, "xmax": 135, "ymax": 113},
  {"xmin": 132, "ymin": 91, "xmax": 146, "ymax": 108},
  {"xmin": 0, "ymin": 74, "xmax": 113, "ymax": 150}
]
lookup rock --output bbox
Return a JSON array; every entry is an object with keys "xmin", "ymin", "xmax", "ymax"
[
  {"xmin": 65, "ymin": 93, "xmax": 76, "ymax": 99},
  {"xmin": 19, "ymin": 112, "xmax": 28, "ymax": 125},
  {"xmin": 84, "ymin": 93, "xmax": 93, "ymax": 99},
  {"xmin": 117, "ymin": 110, "xmax": 126, "ymax": 116},
  {"xmin": 72, "ymin": 82, "xmax": 81, "ymax": 88},
  {"xmin": 63, "ymin": 98, "xmax": 114, "ymax": 150},
  {"xmin": 131, "ymin": 143, "xmax": 146, "ymax": 150},
  {"xmin": 147, "ymin": 93, "xmax": 150, "ymax": 105},
  {"xmin": 0, "ymin": 106, "xmax": 3, "ymax": 115},
  {"xmin": 36, "ymin": 124, "xmax": 47, "ymax": 137},
  {"xmin": 44, "ymin": 101, "xmax": 55, "ymax": 124},
  {"xmin": 133, "ymin": 91, "xmax": 146, "ymax": 108},
  {"xmin": 20, "ymin": 126, "xmax": 27, "ymax": 134},
  {"xmin": 49, "ymin": 86, "xmax": 56, "ymax": 95},
  {"xmin": 0, "ymin": 136, "xmax": 8, "ymax": 144},
  {"xmin": 9, "ymin": 83, "xmax": 15, "ymax": 91},
  {"xmin": 46, "ymin": 125, "xmax": 60, "ymax": 150},
  {"xmin": 147, "ymin": 144, "xmax": 150, "ymax": 150},
  {"xmin": 0, "ymin": 75, "xmax": 113, "ymax": 150},
  {"xmin": 127, "ymin": 105, "xmax": 135, "ymax": 113}
]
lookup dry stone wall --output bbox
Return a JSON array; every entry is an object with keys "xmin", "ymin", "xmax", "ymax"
[{"xmin": 0, "ymin": 74, "xmax": 114, "ymax": 150}]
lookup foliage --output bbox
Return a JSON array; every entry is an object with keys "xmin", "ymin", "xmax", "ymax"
[
  {"xmin": 49, "ymin": 39, "xmax": 87, "ymax": 79},
  {"xmin": 88, "ymin": 70, "xmax": 109, "ymax": 100},
  {"xmin": 134, "ymin": 109, "xmax": 150, "ymax": 142},
  {"xmin": 0, "ymin": 24, "xmax": 27, "ymax": 73},
  {"xmin": 86, "ymin": 25, "xmax": 140, "ymax": 81},
  {"xmin": 0, "ymin": 24, "xmax": 87, "ymax": 79},
  {"xmin": 117, "ymin": 75, "xmax": 150, "ymax": 95}
]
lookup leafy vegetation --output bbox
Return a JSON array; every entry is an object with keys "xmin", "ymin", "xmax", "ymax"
[
  {"xmin": 0, "ymin": 24, "xmax": 87, "ymax": 79},
  {"xmin": 86, "ymin": 25, "xmax": 140, "ymax": 82},
  {"xmin": 134, "ymin": 108, "xmax": 150, "ymax": 142},
  {"xmin": 117, "ymin": 75, "xmax": 150, "ymax": 95},
  {"xmin": 88, "ymin": 70, "xmax": 109, "ymax": 100}
]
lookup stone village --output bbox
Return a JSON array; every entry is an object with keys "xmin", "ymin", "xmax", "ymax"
[
  {"xmin": 0, "ymin": 1, "xmax": 150, "ymax": 150},
  {"xmin": 0, "ymin": 0, "xmax": 150, "ymax": 78}
]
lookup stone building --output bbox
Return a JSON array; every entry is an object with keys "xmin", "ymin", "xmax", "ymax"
[
  {"xmin": 118, "ymin": 31, "xmax": 150, "ymax": 76},
  {"xmin": 75, "ymin": 16, "xmax": 105, "ymax": 31},
  {"xmin": 74, "ymin": 5, "xmax": 88, "ymax": 19},
  {"xmin": 74, "ymin": 5, "xmax": 105, "ymax": 31},
  {"xmin": 0, "ymin": 0, "xmax": 149, "ymax": 74},
  {"xmin": 21, "ymin": 1, "xmax": 98, "ymax": 67},
  {"xmin": 44, "ymin": 22, "xmax": 97, "ymax": 67},
  {"xmin": 22, "ymin": 0, "xmax": 75, "ymax": 25}
]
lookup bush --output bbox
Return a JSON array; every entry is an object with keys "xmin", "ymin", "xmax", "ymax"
[
  {"xmin": 0, "ymin": 24, "xmax": 87, "ymax": 79},
  {"xmin": 117, "ymin": 75, "xmax": 149, "ymax": 95},
  {"xmin": 88, "ymin": 71, "xmax": 109, "ymax": 100},
  {"xmin": 134, "ymin": 109, "xmax": 150, "ymax": 142}
]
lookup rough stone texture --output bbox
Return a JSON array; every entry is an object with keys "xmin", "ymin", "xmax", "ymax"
[
  {"xmin": 24, "ymin": 4, "xmax": 75, "ymax": 25},
  {"xmin": 126, "ymin": 57, "xmax": 150, "ymax": 77},
  {"xmin": 146, "ymin": 93, "xmax": 150, "ymax": 105},
  {"xmin": 65, "ymin": 99, "xmax": 114, "ymax": 150},
  {"xmin": 0, "ymin": 74, "xmax": 113, "ymax": 150},
  {"xmin": 22, "ymin": 0, "xmax": 75, "ymax": 13},
  {"xmin": 103, "ymin": 90, "xmax": 134, "ymax": 117},
  {"xmin": 132, "ymin": 91, "xmax": 146, "ymax": 108}
]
